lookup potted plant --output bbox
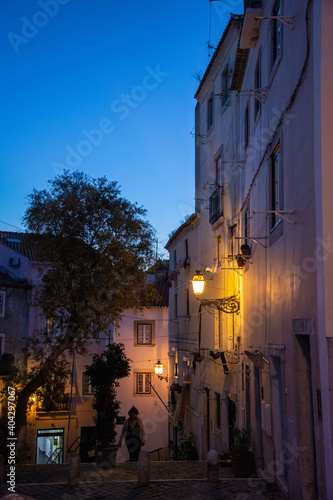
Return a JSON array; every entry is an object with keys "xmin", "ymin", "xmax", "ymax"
[
  {"xmin": 230, "ymin": 427, "xmax": 255, "ymax": 478},
  {"xmin": 85, "ymin": 343, "xmax": 131, "ymax": 468}
]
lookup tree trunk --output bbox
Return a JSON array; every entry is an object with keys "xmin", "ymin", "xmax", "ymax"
[{"xmin": 15, "ymin": 328, "xmax": 77, "ymax": 440}]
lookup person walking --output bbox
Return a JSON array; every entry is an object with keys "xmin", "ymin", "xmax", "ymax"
[{"xmin": 118, "ymin": 406, "xmax": 145, "ymax": 462}]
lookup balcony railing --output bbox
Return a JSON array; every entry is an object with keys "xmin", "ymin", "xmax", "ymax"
[{"xmin": 209, "ymin": 186, "xmax": 223, "ymax": 224}]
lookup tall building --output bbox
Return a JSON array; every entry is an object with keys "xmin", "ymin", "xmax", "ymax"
[{"xmin": 167, "ymin": 1, "xmax": 333, "ymax": 498}]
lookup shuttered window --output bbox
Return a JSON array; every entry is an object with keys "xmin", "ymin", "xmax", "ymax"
[
  {"xmin": 137, "ymin": 324, "xmax": 152, "ymax": 345},
  {"xmin": 136, "ymin": 372, "xmax": 151, "ymax": 394}
]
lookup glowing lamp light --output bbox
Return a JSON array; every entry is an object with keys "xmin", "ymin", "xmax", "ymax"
[
  {"xmin": 191, "ymin": 272, "xmax": 206, "ymax": 297},
  {"xmin": 154, "ymin": 360, "xmax": 164, "ymax": 376}
]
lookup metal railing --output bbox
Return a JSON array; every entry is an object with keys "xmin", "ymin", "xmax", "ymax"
[
  {"xmin": 46, "ymin": 447, "xmax": 63, "ymax": 464},
  {"xmin": 67, "ymin": 436, "xmax": 85, "ymax": 454},
  {"xmin": 209, "ymin": 186, "xmax": 223, "ymax": 224}
]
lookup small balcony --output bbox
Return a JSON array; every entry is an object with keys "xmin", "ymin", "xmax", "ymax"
[{"xmin": 209, "ymin": 186, "xmax": 223, "ymax": 224}]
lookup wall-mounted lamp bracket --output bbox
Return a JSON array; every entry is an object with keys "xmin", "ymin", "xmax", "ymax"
[
  {"xmin": 252, "ymin": 210, "xmax": 295, "ymax": 225},
  {"xmin": 236, "ymin": 236, "xmax": 268, "ymax": 248},
  {"xmin": 236, "ymin": 87, "xmax": 268, "ymax": 103},
  {"xmin": 191, "ymin": 132, "xmax": 207, "ymax": 146},
  {"xmin": 201, "ymin": 295, "xmax": 240, "ymax": 314},
  {"xmin": 255, "ymin": 16, "xmax": 294, "ymax": 30},
  {"xmin": 222, "ymin": 160, "xmax": 245, "ymax": 170}
]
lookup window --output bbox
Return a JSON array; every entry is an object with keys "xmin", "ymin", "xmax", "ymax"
[
  {"xmin": 244, "ymin": 208, "xmax": 250, "ymax": 246},
  {"xmin": 137, "ymin": 323, "xmax": 152, "ymax": 345},
  {"xmin": 136, "ymin": 372, "xmax": 151, "ymax": 394},
  {"xmin": 82, "ymin": 372, "xmax": 94, "ymax": 394},
  {"xmin": 221, "ymin": 66, "xmax": 229, "ymax": 107},
  {"xmin": 46, "ymin": 317, "xmax": 63, "ymax": 338},
  {"xmin": 207, "ymin": 94, "xmax": 214, "ymax": 130},
  {"xmin": 174, "ymin": 294, "xmax": 178, "ymax": 318},
  {"xmin": 36, "ymin": 429, "xmax": 64, "ymax": 464},
  {"xmin": 217, "ymin": 234, "xmax": 222, "ymax": 267},
  {"xmin": 215, "ymin": 155, "xmax": 222, "ymax": 187},
  {"xmin": 0, "ymin": 292, "xmax": 5, "ymax": 318},
  {"xmin": 185, "ymin": 289, "xmax": 190, "ymax": 316},
  {"xmin": 174, "ymin": 362, "xmax": 178, "ymax": 377},
  {"xmin": 215, "ymin": 392, "xmax": 221, "ymax": 429},
  {"xmin": 270, "ymin": 0, "xmax": 282, "ymax": 70},
  {"xmin": 271, "ymin": 143, "xmax": 281, "ymax": 229},
  {"xmin": 254, "ymin": 56, "xmax": 261, "ymax": 119},
  {"xmin": 184, "ymin": 239, "xmax": 189, "ymax": 261},
  {"xmin": 245, "ymin": 103, "xmax": 249, "ymax": 150},
  {"xmin": 215, "ymin": 309, "xmax": 222, "ymax": 349},
  {"xmin": 228, "ymin": 225, "xmax": 237, "ymax": 257}
]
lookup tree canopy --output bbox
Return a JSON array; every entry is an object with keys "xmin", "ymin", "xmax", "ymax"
[{"xmin": 15, "ymin": 170, "xmax": 157, "ymax": 440}]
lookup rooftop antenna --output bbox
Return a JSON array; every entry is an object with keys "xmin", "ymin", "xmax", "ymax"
[{"xmin": 208, "ymin": 0, "xmax": 219, "ymax": 57}]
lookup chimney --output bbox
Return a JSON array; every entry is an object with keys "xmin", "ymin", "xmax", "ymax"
[{"xmin": 244, "ymin": 0, "xmax": 262, "ymax": 11}]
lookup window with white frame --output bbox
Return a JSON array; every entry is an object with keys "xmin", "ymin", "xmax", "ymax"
[
  {"xmin": 215, "ymin": 309, "xmax": 223, "ymax": 349},
  {"xmin": 0, "ymin": 292, "xmax": 6, "ymax": 318},
  {"xmin": 228, "ymin": 224, "xmax": 237, "ymax": 257},
  {"xmin": 254, "ymin": 55, "xmax": 261, "ymax": 120},
  {"xmin": 207, "ymin": 94, "xmax": 214, "ymax": 130},
  {"xmin": 244, "ymin": 208, "xmax": 250, "ymax": 246},
  {"xmin": 137, "ymin": 323, "xmax": 152, "ymax": 345},
  {"xmin": 184, "ymin": 239, "xmax": 189, "ymax": 261},
  {"xmin": 82, "ymin": 372, "xmax": 94, "ymax": 394},
  {"xmin": 217, "ymin": 234, "xmax": 222, "ymax": 267},
  {"xmin": 270, "ymin": 0, "xmax": 282, "ymax": 71},
  {"xmin": 245, "ymin": 103, "xmax": 250, "ymax": 150},
  {"xmin": 221, "ymin": 65, "xmax": 229, "ymax": 107},
  {"xmin": 215, "ymin": 155, "xmax": 222, "ymax": 187},
  {"xmin": 271, "ymin": 143, "xmax": 281, "ymax": 230},
  {"xmin": 185, "ymin": 289, "xmax": 190, "ymax": 317},
  {"xmin": 136, "ymin": 372, "xmax": 151, "ymax": 394}
]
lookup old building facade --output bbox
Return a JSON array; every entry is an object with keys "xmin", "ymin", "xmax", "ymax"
[
  {"xmin": 0, "ymin": 232, "xmax": 169, "ymax": 464},
  {"xmin": 167, "ymin": 1, "xmax": 333, "ymax": 498}
]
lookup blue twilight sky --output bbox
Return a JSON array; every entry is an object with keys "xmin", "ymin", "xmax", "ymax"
[{"xmin": 0, "ymin": 0, "xmax": 243, "ymax": 255}]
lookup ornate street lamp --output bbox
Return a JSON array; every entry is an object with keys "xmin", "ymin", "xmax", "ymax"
[
  {"xmin": 191, "ymin": 271, "xmax": 206, "ymax": 297},
  {"xmin": 154, "ymin": 360, "xmax": 164, "ymax": 376},
  {"xmin": 154, "ymin": 360, "xmax": 169, "ymax": 382},
  {"xmin": 191, "ymin": 271, "xmax": 240, "ymax": 314}
]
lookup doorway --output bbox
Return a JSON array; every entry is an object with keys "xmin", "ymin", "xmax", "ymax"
[
  {"xmin": 295, "ymin": 334, "xmax": 317, "ymax": 498},
  {"xmin": 80, "ymin": 426, "xmax": 97, "ymax": 463},
  {"xmin": 36, "ymin": 428, "xmax": 64, "ymax": 464}
]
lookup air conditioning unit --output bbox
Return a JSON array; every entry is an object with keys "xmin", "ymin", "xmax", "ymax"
[
  {"xmin": 9, "ymin": 257, "xmax": 20, "ymax": 267},
  {"xmin": 240, "ymin": 8, "xmax": 262, "ymax": 49}
]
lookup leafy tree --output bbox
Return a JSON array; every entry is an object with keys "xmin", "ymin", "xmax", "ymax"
[
  {"xmin": 167, "ymin": 214, "xmax": 191, "ymax": 239},
  {"xmin": 85, "ymin": 343, "xmax": 131, "ymax": 447},
  {"xmin": 15, "ymin": 170, "xmax": 156, "ymax": 439}
]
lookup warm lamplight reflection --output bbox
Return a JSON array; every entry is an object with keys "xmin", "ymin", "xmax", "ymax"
[
  {"xmin": 154, "ymin": 360, "xmax": 164, "ymax": 375},
  {"xmin": 191, "ymin": 272, "xmax": 206, "ymax": 297}
]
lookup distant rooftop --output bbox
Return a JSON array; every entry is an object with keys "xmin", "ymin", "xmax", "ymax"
[
  {"xmin": 0, "ymin": 267, "xmax": 30, "ymax": 289},
  {"xmin": 194, "ymin": 14, "xmax": 244, "ymax": 99},
  {"xmin": 0, "ymin": 231, "xmax": 44, "ymax": 262}
]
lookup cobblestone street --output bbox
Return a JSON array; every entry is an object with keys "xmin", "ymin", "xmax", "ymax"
[{"xmin": 0, "ymin": 461, "xmax": 287, "ymax": 500}]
